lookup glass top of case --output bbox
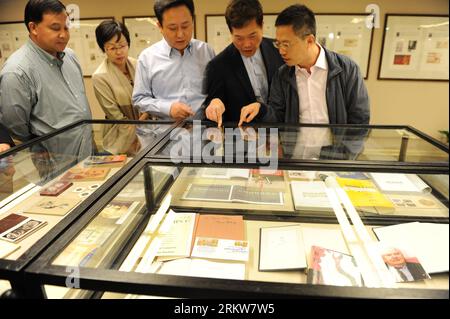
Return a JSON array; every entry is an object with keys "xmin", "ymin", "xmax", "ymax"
[
  {"xmin": 0, "ymin": 122, "xmax": 172, "ymax": 261},
  {"xmin": 153, "ymin": 122, "xmax": 449, "ymax": 165},
  {"xmin": 44, "ymin": 161, "xmax": 448, "ymax": 298}
]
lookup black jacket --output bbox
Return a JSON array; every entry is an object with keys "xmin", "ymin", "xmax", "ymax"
[
  {"xmin": 204, "ymin": 38, "xmax": 284, "ymax": 122},
  {"xmin": 261, "ymin": 47, "xmax": 370, "ymax": 124},
  {"xmin": 0, "ymin": 123, "xmax": 14, "ymax": 146}
]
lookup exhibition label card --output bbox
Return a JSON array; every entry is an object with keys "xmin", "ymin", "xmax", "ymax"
[{"xmin": 191, "ymin": 237, "xmax": 249, "ymax": 262}]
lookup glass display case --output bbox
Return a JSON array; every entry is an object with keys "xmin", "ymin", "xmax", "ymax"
[
  {"xmin": 152, "ymin": 121, "xmax": 448, "ymax": 170},
  {"xmin": 24, "ymin": 123, "xmax": 448, "ymax": 299},
  {"xmin": 0, "ymin": 120, "xmax": 175, "ymax": 297}
]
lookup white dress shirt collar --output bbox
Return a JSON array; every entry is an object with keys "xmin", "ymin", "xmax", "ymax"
[
  {"xmin": 162, "ymin": 38, "xmax": 194, "ymax": 57},
  {"xmin": 296, "ymin": 43, "xmax": 328, "ymax": 74}
]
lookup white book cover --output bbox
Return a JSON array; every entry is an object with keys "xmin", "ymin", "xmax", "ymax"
[
  {"xmin": 370, "ymin": 173, "xmax": 431, "ymax": 193},
  {"xmin": 290, "ymin": 181, "xmax": 333, "ymax": 211},
  {"xmin": 156, "ymin": 212, "xmax": 197, "ymax": 259},
  {"xmin": 156, "ymin": 258, "xmax": 245, "ymax": 280},
  {"xmin": 373, "ymin": 222, "xmax": 449, "ymax": 274},
  {"xmin": 259, "ymin": 225, "xmax": 307, "ymax": 271}
]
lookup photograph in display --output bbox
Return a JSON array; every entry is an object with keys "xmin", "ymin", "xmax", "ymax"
[
  {"xmin": 39, "ymin": 180, "xmax": 73, "ymax": 197},
  {"xmin": 0, "ymin": 213, "xmax": 47, "ymax": 243},
  {"xmin": 378, "ymin": 15, "xmax": 449, "ymax": 80},
  {"xmin": 307, "ymin": 245, "xmax": 363, "ymax": 287},
  {"xmin": 373, "ymin": 222, "xmax": 449, "ymax": 274},
  {"xmin": 379, "ymin": 244, "xmax": 430, "ymax": 282}
]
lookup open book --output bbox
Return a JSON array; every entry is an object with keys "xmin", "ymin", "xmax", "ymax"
[
  {"xmin": 259, "ymin": 224, "xmax": 307, "ymax": 271},
  {"xmin": 373, "ymin": 222, "xmax": 449, "ymax": 274},
  {"xmin": 182, "ymin": 184, "xmax": 284, "ymax": 205}
]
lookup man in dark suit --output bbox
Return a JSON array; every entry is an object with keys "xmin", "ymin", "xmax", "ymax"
[
  {"xmin": 204, "ymin": 0, "xmax": 284, "ymax": 127},
  {"xmin": 382, "ymin": 247, "xmax": 429, "ymax": 282},
  {"xmin": 0, "ymin": 123, "xmax": 14, "ymax": 153}
]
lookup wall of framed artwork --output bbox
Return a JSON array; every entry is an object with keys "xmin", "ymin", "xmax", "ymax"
[
  {"xmin": 378, "ymin": 14, "xmax": 449, "ymax": 81},
  {"xmin": 67, "ymin": 17, "xmax": 113, "ymax": 77},
  {"xmin": 315, "ymin": 14, "xmax": 374, "ymax": 79},
  {"xmin": 123, "ymin": 15, "xmax": 197, "ymax": 59},
  {"xmin": 0, "ymin": 21, "xmax": 28, "ymax": 67},
  {"xmin": 204, "ymin": 15, "xmax": 229, "ymax": 55},
  {"xmin": 0, "ymin": 18, "xmax": 111, "ymax": 77}
]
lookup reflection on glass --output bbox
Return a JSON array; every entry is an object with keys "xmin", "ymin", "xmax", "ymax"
[
  {"xmin": 280, "ymin": 127, "xmax": 369, "ymax": 160},
  {"xmin": 101, "ymin": 123, "xmax": 141, "ymax": 156},
  {"xmin": 0, "ymin": 122, "xmax": 171, "ymax": 262},
  {"xmin": 158, "ymin": 123, "xmax": 448, "ymax": 164}
]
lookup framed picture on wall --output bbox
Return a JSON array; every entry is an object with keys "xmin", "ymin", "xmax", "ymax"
[
  {"xmin": 0, "ymin": 21, "xmax": 28, "ymax": 67},
  {"xmin": 66, "ymin": 17, "xmax": 114, "ymax": 77},
  {"xmin": 315, "ymin": 14, "xmax": 374, "ymax": 79},
  {"xmin": 378, "ymin": 14, "xmax": 449, "ymax": 81},
  {"xmin": 205, "ymin": 13, "xmax": 374, "ymax": 78},
  {"xmin": 123, "ymin": 16, "xmax": 162, "ymax": 59},
  {"xmin": 123, "ymin": 15, "xmax": 197, "ymax": 59}
]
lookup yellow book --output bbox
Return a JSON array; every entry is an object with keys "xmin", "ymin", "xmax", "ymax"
[{"xmin": 336, "ymin": 177, "xmax": 394, "ymax": 208}]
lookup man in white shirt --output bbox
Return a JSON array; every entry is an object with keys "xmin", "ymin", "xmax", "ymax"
[
  {"xmin": 254, "ymin": 4, "xmax": 370, "ymax": 124},
  {"xmin": 132, "ymin": 0, "xmax": 215, "ymax": 121}
]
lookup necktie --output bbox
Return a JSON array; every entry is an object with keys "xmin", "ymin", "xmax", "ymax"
[{"xmin": 397, "ymin": 269, "xmax": 408, "ymax": 281}]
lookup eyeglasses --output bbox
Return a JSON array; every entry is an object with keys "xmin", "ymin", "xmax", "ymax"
[
  {"xmin": 105, "ymin": 43, "xmax": 128, "ymax": 52},
  {"xmin": 273, "ymin": 33, "xmax": 312, "ymax": 50},
  {"xmin": 273, "ymin": 41, "xmax": 293, "ymax": 50}
]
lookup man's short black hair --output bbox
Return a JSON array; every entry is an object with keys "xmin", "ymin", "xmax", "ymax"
[
  {"xmin": 275, "ymin": 4, "xmax": 316, "ymax": 38},
  {"xmin": 24, "ymin": 0, "xmax": 66, "ymax": 32},
  {"xmin": 154, "ymin": 0, "xmax": 195, "ymax": 26},
  {"xmin": 225, "ymin": 0, "xmax": 263, "ymax": 32},
  {"xmin": 95, "ymin": 20, "xmax": 130, "ymax": 52}
]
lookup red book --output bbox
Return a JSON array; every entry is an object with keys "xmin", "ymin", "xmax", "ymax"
[
  {"xmin": 0, "ymin": 214, "xmax": 27, "ymax": 234},
  {"xmin": 40, "ymin": 180, "xmax": 73, "ymax": 196}
]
